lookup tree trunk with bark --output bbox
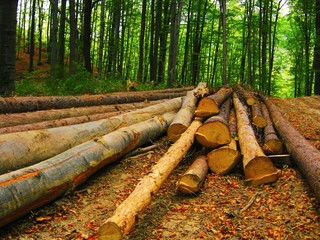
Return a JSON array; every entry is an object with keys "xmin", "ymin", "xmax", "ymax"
[
  {"xmin": 0, "ymin": 98, "xmax": 182, "ymax": 174},
  {"xmin": 260, "ymin": 94, "xmax": 320, "ymax": 202},
  {"xmin": 195, "ymin": 97, "xmax": 232, "ymax": 148},
  {"xmin": 167, "ymin": 82, "xmax": 207, "ymax": 142},
  {"xmin": 233, "ymin": 92, "xmax": 278, "ymax": 186},
  {"xmin": 176, "ymin": 153, "xmax": 208, "ymax": 194},
  {"xmin": 234, "ymin": 85, "xmax": 255, "ymax": 106},
  {"xmin": 98, "ymin": 119, "xmax": 202, "ymax": 239},
  {"xmin": 195, "ymin": 87, "xmax": 233, "ymax": 117},
  {"xmin": 261, "ymin": 102, "xmax": 283, "ymax": 155},
  {"xmin": 0, "ymin": 112, "xmax": 176, "ymax": 227},
  {"xmin": 251, "ymin": 101, "xmax": 267, "ymax": 128},
  {"xmin": 0, "ymin": 91, "xmax": 186, "ymax": 114},
  {"xmin": 0, "ymin": 100, "xmax": 165, "ymax": 128}
]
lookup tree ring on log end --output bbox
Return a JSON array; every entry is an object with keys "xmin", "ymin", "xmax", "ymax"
[
  {"xmin": 99, "ymin": 222, "xmax": 123, "ymax": 240},
  {"xmin": 177, "ymin": 174, "xmax": 201, "ymax": 194}
]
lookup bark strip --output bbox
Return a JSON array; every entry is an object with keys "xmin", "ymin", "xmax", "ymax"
[
  {"xmin": 98, "ymin": 119, "xmax": 203, "ymax": 240},
  {"xmin": 0, "ymin": 112, "xmax": 175, "ymax": 227}
]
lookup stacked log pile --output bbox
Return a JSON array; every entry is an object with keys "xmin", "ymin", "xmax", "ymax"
[{"xmin": 0, "ymin": 85, "xmax": 319, "ymax": 239}]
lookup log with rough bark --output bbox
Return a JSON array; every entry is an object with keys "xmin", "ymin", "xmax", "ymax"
[
  {"xmin": 0, "ymin": 90, "xmax": 187, "ymax": 113},
  {"xmin": 206, "ymin": 107, "xmax": 242, "ymax": 175},
  {"xmin": 261, "ymin": 103, "xmax": 283, "ymax": 155},
  {"xmin": 233, "ymin": 92, "xmax": 278, "ymax": 185},
  {"xmin": 0, "ymin": 98, "xmax": 182, "ymax": 174},
  {"xmin": 98, "ymin": 119, "xmax": 203, "ymax": 240},
  {"xmin": 195, "ymin": 97, "xmax": 232, "ymax": 148},
  {"xmin": 0, "ymin": 100, "xmax": 165, "ymax": 128},
  {"xmin": 176, "ymin": 153, "xmax": 209, "ymax": 194},
  {"xmin": 0, "ymin": 112, "xmax": 176, "ymax": 227},
  {"xmin": 167, "ymin": 82, "xmax": 207, "ymax": 142},
  {"xmin": 234, "ymin": 85, "xmax": 255, "ymax": 106},
  {"xmin": 260, "ymin": 94, "xmax": 320, "ymax": 202},
  {"xmin": 194, "ymin": 87, "xmax": 233, "ymax": 117},
  {"xmin": 251, "ymin": 101, "xmax": 267, "ymax": 128}
]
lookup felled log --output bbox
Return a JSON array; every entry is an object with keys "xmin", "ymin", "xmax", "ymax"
[
  {"xmin": 234, "ymin": 85, "xmax": 255, "ymax": 106},
  {"xmin": 233, "ymin": 92, "xmax": 278, "ymax": 185},
  {"xmin": 0, "ymin": 98, "xmax": 182, "ymax": 174},
  {"xmin": 251, "ymin": 101, "xmax": 267, "ymax": 128},
  {"xmin": 260, "ymin": 94, "xmax": 320, "ymax": 202},
  {"xmin": 167, "ymin": 82, "xmax": 207, "ymax": 142},
  {"xmin": 176, "ymin": 153, "xmax": 209, "ymax": 194},
  {"xmin": 195, "ymin": 97, "xmax": 232, "ymax": 148},
  {"xmin": 0, "ymin": 112, "xmax": 176, "ymax": 227},
  {"xmin": 98, "ymin": 119, "xmax": 203, "ymax": 240},
  {"xmin": 207, "ymin": 107, "xmax": 242, "ymax": 175},
  {"xmin": 0, "ymin": 111, "xmax": 127, "ymax": 134},
  {"xmin": 194, "ymin": 87, "xmax": 233, "ymax": 117},
  {"xmin": 0, "ymin": 100, "xmax": 165, "ymax": 128},
  {"xmin": 261, "ymin": 103, "xmax": 283, "ymax": 155},
  {"xmin": 0, "ymin": 90, "xmax": 187, "ymax": 113}
]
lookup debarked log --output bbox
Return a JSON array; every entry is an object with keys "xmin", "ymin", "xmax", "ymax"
[
  {"xmin": 0, "ymin": 99, "xmax": 165, "ymax": 128},
  {"xmin": 195, "ymin": 97, "xmax": 232, "ymax": 148},
  {"xmin": 98, "ymin": 119, "xmax": 203, "ymax": 240},
  {"xmin": 176, "ymin": 153, "xmax": 209, "ymax": 194},
  {"xmin": 233, "ymin": 92, "xmax": 278, "ymax": 185},
  {"xmin": 0, "ymin": 98, "xmax": 182, "ymax": 174},
  {"xmin": 260, "ymin": 94, "xmax": 320, "ymax": 203},
  {"xmin": 195, "ymin": 87, "xmax": 233, "ymax": 117},
  {"xmin": 167, "ymin": 82, "xmax": 207, "ymax": 142},
  {"xmin": 0, "ymin": 112, "xmax": 176, "ymax": 227}
]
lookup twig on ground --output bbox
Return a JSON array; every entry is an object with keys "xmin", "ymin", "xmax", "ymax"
[{"xmin": 240, "ymin": 193, "xmax": 258, "ymax": 213}]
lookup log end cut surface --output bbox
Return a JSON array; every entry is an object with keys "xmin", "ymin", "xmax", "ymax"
[
  {"xmin": 167, "ymin": 124, "xmax": 187, "ymax": 142},
  {"xmin": 207, "ymin": 148, "xmax": 242, "ymax": 175},
  {"xmin": 99, "ymin": 221, "xmax": 123, "ymax": 240},
  {"xmin": 263, "ymin": 139, "xmax": 283, "ymax": 155},
  {"xmin": 177, "ymin": 174, "xmax": 202, "ymax": 194},
  {"xmin": 244, "ymin": 156, "xmax": 279, "ymax": 186},
  {"xmin": 194, "ymin": 98, "xmax": 219, "ymax": 117},
  {"xmin": 195, "ymin": 122, "xmax": 231, "ymax": 148},
  {"xmin": 252, "ymin": 115, "xmax": 267, "ymax": 128}
]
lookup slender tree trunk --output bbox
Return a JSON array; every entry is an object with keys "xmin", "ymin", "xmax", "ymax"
[
  {"xmin": 221, "ymin": 0, "xmax": 227, "ymax": 85},
  {"xmin": 181, "ymin": 0, "xmax": 192, "ymax": 85},
  {"xmin": 83, "ymin": 0, "xmax": 93, "ymax": 73},
  {"xmin": 314, "ymin": 0, "xmax": 320, "ymax": 95},
  {"xmin": 69, "ymin": 0, "xmax": 76, "ymax": 74},
  {"xmin": 28, "ymin": 0, "xmax": 36, "ymax": 73},
  {"xmin": 137, "ymin": 0, "xmax": 147, "ymax": 81},
  {"xmin": 37, "ymin": 0, "xmax": 44, "ymax": 65},
  {"xmin": 98, "ymin": 0, "xmax": 106, "ymax": 77},
  {"xmin": 0, "ymin": 0, "xmax": 18, "ymax": 96},
  {"xmin": 247, "ymin": 0, "xmax": 253, "ymax": 86},
  {"xmin": 50, "ymin": 0, "xmax": 58, "ymax": 76},
  {"xmin": 58, "ymin": 0, "xmax": 67, "ymax": 69}
]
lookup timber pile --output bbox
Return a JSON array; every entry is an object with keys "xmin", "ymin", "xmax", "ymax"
[{"xmin": 0, "ymin": 84, "xmax": 319, "ymax": 239}]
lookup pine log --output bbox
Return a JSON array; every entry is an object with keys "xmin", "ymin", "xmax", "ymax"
[
  {"xmin": 0, "ymin": 98, "xmax": 182, "ymax": 174},
  {"xmin": 195, "ymin": 97, "xmax": 232, "ymax": 148},
  {"xmin": 206, "ymin": 107, "xmax": 242, "ymax": 175},
  {"xmin": 194, "ymin": 87, "xmax": 233, "ymax": 117},
  {"xmin": 251, "ymin": 100, "xmax": 267, "ymax": 128},
  {"xmin": 0, "ymin": 111, "xmax": 126, "ymax": 134},
  {"xmin": 261, "ymin": 103, "xmax": 283, "ymax": 155},
  {"xmin": 233, "ymin": 92, "xmax": 278, "ymax": 185},
  {"xmin": 167, "ymin": 82, "xmax": 207, "ymax": 142},
  {"xmin": 98, "ymin": 119, "xmax": 203, "ymax": 240},
  {"xmin": 260, "ymin": 94, "xmax": 320, "ymax": 202},
  {"xmin": 0, "ymin": 100, "xmax": 165, "ymax": 128},
  {"xmin": 0, "ymin": 112, "xmax": 176, "ymax": 227},
  {"xmin": 0, "ymin": 90, "xmax": 187, "ymax": 113},
  {"xmin": 176, "ymin": 154, "xmax": 209, "ymax": 194},
  {"xmin": 234, "ymin": 85, "xmax": 255, "ymax": 106}
]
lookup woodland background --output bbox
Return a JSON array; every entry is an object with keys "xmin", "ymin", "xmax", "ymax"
[{"xmin": 1, "ymin": 0, "xmax": 320, "ymax": 97}]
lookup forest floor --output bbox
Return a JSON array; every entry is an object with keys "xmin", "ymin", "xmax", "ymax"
[{"xmin": 0, "ymin": 95, "xmax": 319, "ymax": 240}]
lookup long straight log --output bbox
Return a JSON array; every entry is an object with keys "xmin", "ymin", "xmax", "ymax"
[
  {"xmin": 195, "ymin": 97, "xmax": 232, "ymax": 148},
  {"xmin": 0, "ymin": 90, "xmax": 187, "ymax": 113},
  {"xmin": 176, "ymin": 153, "xmax": 209, "ymax": 194},
  {"xmin": 195, "ymin": 87, "xmax": 233, "ymax": 117},
  {"xmin": 260, "ymin": 94, "xmax": 320, "ymax": 202},
  {"xmin": 167, "ymin": 82, "xmax": 207, "ymax": 142},
  {"xmin": 98, "ymin": 119, "xmax": 203, "ymax": 240},
  {"xmin": 0, "ymin": 98, "xmax": 182, "ymax": 174},
  {"xmin": 0, "ymin": 112, "xmax": 176, "ymax": 227},
  {"xmin": 0, "ymin": 100, "xmax": 165, "ymax": 128},
  {"xmin": 261, "ymin": 103, "xmax": 283, "ymax": 155},
  {"xmin": 251, "ymin": 101, "xmax": 267, "ymax": 128},
  {"xmin": 233, "ymin": 92, "xmax": 278, "ymax": 185}
]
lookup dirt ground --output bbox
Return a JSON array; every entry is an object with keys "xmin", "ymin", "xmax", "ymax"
[{"xmin": 0, "ymin": 96, "xmax": 320, "ymax": 240}]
